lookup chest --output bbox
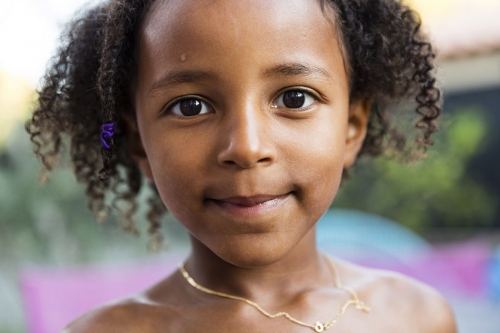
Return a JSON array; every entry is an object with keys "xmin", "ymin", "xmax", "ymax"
[{"xmin": 154, "ymin": 303, "xmax": 420, "ymax": 333}]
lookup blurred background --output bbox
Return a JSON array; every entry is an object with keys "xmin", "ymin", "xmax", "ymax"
[{"xmin": 0, "ymin": 0, "xmax": 499, "ymax": 332}]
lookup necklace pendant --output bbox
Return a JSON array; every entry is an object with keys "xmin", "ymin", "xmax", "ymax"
[{"xmin": 314, "ymin": 322, "xmax": 325, "ymax": 332}]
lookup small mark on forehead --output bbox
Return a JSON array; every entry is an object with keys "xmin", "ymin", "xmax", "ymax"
[{"xmin": 181, "ymin": 53, "xmax": 187, "ymax": 62}]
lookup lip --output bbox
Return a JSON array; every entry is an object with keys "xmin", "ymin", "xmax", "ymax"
[{"xmin": 208, "ymin": 193, "xmax": 291, "ymax": 217}]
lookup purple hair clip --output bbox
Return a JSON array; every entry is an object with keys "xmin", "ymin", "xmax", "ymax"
[{"xmin": 100, "ymin": 122, "xmax": 116, "ymax": 150}]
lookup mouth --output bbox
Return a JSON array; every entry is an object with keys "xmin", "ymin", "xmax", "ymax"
[{"xmin": 208, "ymin": 193, "xmax": 292, "ymax": 217}]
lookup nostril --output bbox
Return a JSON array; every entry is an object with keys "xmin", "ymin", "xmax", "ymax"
[
  {"xmin": 219, "ymin": 153, "xmax": 274, "ymax": 169},
  {"xmin": 257, "ymin": 157, "xmax": 272, "ymax": 164},
  {"xmin": 222, "ymin": 158, "xmax": 256, "ymax": 169},
  {"xmin": 223, "ymin": 160, "xmax": 238, "ymax": 166}
]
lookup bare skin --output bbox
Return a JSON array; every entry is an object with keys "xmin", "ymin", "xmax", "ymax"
[{"xmin": 65, "ymin": 0, "xmax": 457, "ymax": 332}]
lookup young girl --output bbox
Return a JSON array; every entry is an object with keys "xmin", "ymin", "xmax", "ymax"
[{"xmin": 27, "ymin": 0, "xmax": 457, "ymax": 332}]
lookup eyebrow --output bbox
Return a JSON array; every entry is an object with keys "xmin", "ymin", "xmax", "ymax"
[
  {"xmin": 148, "ymin": 62, "xmax": 332, "ymax": 95},
  {"xmin": 263, "ymin": 62, "xmax": 332, "ymax": 79},
  {"xmin": 149, "ymin": 70, "xmax": 216, "ymax": 95}
]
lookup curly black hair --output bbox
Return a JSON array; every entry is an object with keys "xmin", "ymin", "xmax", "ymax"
[{"xmin": 25, "ymin": 0, "xmax": 441, "ymax": 246}]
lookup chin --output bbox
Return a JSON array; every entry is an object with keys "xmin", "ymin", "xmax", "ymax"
[{"xmin": 209, "ymin": 233, "xmax": 296, "ymax": 268}]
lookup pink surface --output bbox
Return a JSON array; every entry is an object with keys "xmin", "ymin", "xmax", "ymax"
[
  {"xmin": 21, "ymin": 255, "xmax": 185, "ymax": 333},
  {"xmin": 351, "ymin": 241, "xmax": 491, "ymax": 297}
]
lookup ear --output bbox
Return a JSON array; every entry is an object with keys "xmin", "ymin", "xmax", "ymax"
[
  {"xmin": 122, "ymin": 113, "xmax": 154, "ymax": 180},
  {"xmin": 343, "ymin": 99, "xmax": 371, "ymax": 169}
]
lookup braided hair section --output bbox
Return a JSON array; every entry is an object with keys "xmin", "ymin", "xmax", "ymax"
[{"xmin": 96, "ymin": 0, "xmax": 150, "ymax": 182}]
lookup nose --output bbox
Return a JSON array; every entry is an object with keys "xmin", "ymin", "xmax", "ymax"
[{"xmin": 216, "ymin": 103, "xmax": 277, "ymax": 169}]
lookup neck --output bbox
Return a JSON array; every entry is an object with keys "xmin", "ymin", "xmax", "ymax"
[{"xmin": 184, "ymin": 227, "xmax": 332, "ymax": 304}]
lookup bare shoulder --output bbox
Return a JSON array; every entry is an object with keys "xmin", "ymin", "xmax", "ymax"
[
  {"xmin": 61, "ymin": 298, "xmax": 150, "ymax": 333},
  {"xmin": 61, "ymin": 271, "xmax": 189, "ymax": 333},
  {"xmin": 334, "ymin": 258, "xmax": 457, "ymax": 333},
  {"xmin": 373, "ymin": 269, "xmax": 457, "ymax": 333},
  {"xmin": 61, "ymin": 296, "xmax": 178, "ymax": 333}
]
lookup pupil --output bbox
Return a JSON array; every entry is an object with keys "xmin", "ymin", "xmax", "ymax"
[
  {"xmin": 283, "ymin": 91, "xmax": 305, "ymax": 108},
  {"xmin": 180, "ymin": 99, "xmax": 202, "ymax": 116}
]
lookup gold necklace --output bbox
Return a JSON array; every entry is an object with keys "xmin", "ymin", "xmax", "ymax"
[{"xmin": 179, "ymin": 256, "xmax": 370, "ymax": 332}]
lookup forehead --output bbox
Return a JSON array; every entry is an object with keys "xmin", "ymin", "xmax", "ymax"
[
  {"xmin": 136, "ymin": 0, "xmax": 346, "ymax": 90},
  {"xmin": 142, "ymin": 0, "xmax": 333, "ymax": 32}
]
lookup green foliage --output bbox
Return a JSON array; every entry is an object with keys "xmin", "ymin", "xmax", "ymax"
[
  {"xmin": 0, "ymin": 127, "xmax": 186, "ymax": 268},
  {"xmin": 334, "ymin": 108, "xmax": 497, "ymax": 229}
]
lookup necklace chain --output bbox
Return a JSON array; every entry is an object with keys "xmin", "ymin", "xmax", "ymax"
[{"xmin": 179, "ymin": 256, "xmax": 370, "ymax": 332}]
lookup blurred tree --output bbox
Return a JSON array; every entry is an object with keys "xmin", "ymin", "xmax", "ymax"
[
  {"xmin": 335, "ymin": 108, "xmax": 497, "ymax": 230},
  {"xmin": 0, "ymin": 122, "xmax": 185, "ymax": 266}
]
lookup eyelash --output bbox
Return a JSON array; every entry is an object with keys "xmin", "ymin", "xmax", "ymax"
[
  {"xmin": 271, "ymin": 88, "xmax": 318, "ymax": 111},
  {"xmin": 163, "ymin": 88, "xmax": 319, "ymax": 117},
  {"xmin": 163, "ymin": 95, "xmax": 213, "ymax": 118}
]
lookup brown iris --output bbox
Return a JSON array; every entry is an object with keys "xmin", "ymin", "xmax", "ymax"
[
  {"xmin": 179, "ymin": 99, "xmax": 203, "ymax": 116},
  {"xmin": 283, "ymin": 91, "xmax": 306, "ymax": 108}
]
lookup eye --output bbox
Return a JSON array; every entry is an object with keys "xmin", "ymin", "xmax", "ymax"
[
  {"xmin": 169, "ymin": 98, "xmax": 212, "ymax": 117},
  {"xmin": 273, "ymin": 90, "xmax": 316, "ymax": 109}
]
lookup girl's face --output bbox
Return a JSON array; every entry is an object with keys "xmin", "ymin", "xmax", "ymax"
[{"xmin": 132, "ymin": 0, "xmax": 369, "ymax": 266}]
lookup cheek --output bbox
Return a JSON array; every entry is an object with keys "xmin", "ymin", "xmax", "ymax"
[
  {"xmin": 287, "ymin": 114, "xmax": 347, "ymax": 206},
  {"xmin": 145, "ymin": 132, "xmax": 207, "ymax": 216}
]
